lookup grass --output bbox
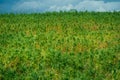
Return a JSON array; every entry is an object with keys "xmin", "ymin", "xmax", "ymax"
[{"xmin": 0, "ymin": 11, "xmax": 120, "ymax": 80}]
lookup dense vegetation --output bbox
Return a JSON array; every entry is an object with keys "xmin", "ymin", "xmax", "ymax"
[{"xmin": 0, "ymin": 11, "xmax": 120, "ymax": 80}]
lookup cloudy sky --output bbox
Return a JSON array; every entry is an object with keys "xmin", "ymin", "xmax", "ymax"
[{"xmin": 0, "ymin": 0, "xmax": 120, "ymax": 13}]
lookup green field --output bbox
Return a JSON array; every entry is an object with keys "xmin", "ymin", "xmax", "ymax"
[{"xmin": 0, "ymin": 12, "xmax": 120, "ymax": 80}]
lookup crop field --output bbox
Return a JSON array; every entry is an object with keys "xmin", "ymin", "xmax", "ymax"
[{"xmin": 0, "ymin": 12, "xmax": 120, "ymax": 80}]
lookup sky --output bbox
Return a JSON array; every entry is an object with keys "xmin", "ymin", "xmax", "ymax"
[{"xmin": 0, "ymin": 0, "xmax": 120, "ymax": 13}]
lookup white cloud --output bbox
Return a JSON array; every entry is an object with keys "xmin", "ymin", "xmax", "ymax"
[
  {"xmin": 74, "ymin": 1, "xmax": 105, "ymax": 11},
  {"xmin": 48, "ymin": 4, "xmax": 74, "ymax": 11},
  {"xmin": 12, "ymin": 0, "xmax": 120, "ymax": 12},
  {"xmin": 96, "ymin": 7, "xmax": 106, "ymax": 12},
  {"xmin": 47, "ymin": 1, "xmax": 120, "ymax": 12}
]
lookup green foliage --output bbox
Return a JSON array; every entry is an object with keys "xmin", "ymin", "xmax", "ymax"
[{"xmin": 0, "ymin": 12, "xmax": 120, "ymax": 80}]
